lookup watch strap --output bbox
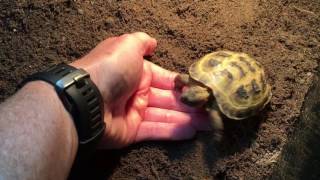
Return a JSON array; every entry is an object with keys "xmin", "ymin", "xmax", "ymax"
[{"xmin": 21, "ymin": 63, "xmax": 105, "ymax": 145}]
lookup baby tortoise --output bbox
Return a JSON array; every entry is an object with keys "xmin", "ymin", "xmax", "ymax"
[{"xmin": 175, "ymin": 51, "xmax": 272, "ymax": 140}]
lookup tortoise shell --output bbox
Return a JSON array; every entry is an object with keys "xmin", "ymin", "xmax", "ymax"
[{"xmin": 189, "ymin": 51, "xmax": 272, "ymax": 120}]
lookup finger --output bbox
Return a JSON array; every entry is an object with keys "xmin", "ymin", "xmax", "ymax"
[
  {"xmin": 147, "ymin": 61, "xmax": 178, "ymax": 90},
  {"xmin": 135, "ymin": 122, "xmax": 195, "ymax": 142},
  {"xmin": 144, "ymin": 107, "xmax": 211, "ymax": 131},
  {"xmin": 148, "ymin": 87, "xmax": 199, "ymax": 112},
  {"xmin": 119, "ymin": 32, "xmax": 157, "ymax": 56}
]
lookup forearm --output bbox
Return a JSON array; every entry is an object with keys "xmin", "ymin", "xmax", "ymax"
[{"xmin": 0, "ymin": 81, "xmax": 78, "ymax": 179}]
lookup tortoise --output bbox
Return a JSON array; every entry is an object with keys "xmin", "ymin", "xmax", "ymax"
[{"xmin": 175, "ymin": 51, "xmax": 272, "ymax": 140}]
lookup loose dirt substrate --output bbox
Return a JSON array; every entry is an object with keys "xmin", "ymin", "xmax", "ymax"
[{"xmin": 0, "ymin": 0, "xmax": 319, "ymax": 179}]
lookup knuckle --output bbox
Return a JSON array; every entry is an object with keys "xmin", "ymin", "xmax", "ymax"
[
  {"xmin": 133, "ymin": 32, "xmax": 149, "ymax": 38},
  {"xmin": 132, "ymin": 32, "xmax": 152, "ymax": 42},
  {"xmin": 118, "ymin": 33, "xmax": 131, "ymax": 41}
]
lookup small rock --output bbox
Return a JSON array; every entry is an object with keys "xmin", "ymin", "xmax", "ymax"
[
  {"xmin": 271, "ymin": 137, "xmax": 281, "ymax": 148},
  {"xmin": 307, "ymin": 72, "xmax": 312, "ymax": 76},
  {"xmin": 278, "ymin": 36, "xmax": 286, "ymax": 43},
  {"xmin": 307, "ymin": 38, "xmax": 318, "ymax": 48},
  {"xmin": 297, "ymin": 78, "xmax": 305, "ymax": 84},
  {"xmin": 104, "ymin": 17, "xmax": 115, "ymax": 29},
  {"xmin": 187, "ymin": 176, "xmax": 198, "ymax": 180},
  {"xmin": 77, "ymin": 8, "xmax": 84, "ymax": 15}
]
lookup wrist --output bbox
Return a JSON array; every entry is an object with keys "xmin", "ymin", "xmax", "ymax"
[
  {"xmin": 70, "ymin": 58, "xmax": 103, "ymax": 96},
  {"xmin": 23, "ymin": 81, "xmax": 79, "ymax": 156}
]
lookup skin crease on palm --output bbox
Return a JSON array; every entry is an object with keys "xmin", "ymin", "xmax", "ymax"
[{"xmin": 71, "ymin": 32, "xmax": 210, "ymax": 149}]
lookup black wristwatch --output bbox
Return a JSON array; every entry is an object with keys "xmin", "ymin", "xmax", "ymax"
[{"xmin": 21, "ymin": 63, "xmax": 106, "ymax": 159}]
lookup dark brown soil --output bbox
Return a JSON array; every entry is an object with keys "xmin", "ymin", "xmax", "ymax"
[
  {"xmin": 1, "ymin": 0, "xmax": 320, "ymax": 179},
  {"xmin": 271, "ymin": 65, "xmax": 320, "ymax": 180}
]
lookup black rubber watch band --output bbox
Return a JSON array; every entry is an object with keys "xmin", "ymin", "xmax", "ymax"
[{"xmin": 21, "ymin": 63, "xmax": 105, "ymax": 150}]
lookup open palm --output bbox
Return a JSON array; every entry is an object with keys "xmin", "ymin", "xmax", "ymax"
[{"xmin": 72, "ymin": 32, "xmax": 210, "ymax": 149}]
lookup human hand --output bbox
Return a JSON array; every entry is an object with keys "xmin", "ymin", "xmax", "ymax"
[{"xmin": 71, "ymin": 32, "xmax": 210, "ymax": 149}]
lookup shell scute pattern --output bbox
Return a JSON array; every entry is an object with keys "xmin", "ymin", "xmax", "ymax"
[{"xmin": 189, "ymin": 51, "xmax": 272, "ymax": 120}]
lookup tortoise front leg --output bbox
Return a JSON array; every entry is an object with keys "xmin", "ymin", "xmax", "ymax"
[{"xmin": 208, "ymin": 109, "xmax": 224, "ymax": 141}]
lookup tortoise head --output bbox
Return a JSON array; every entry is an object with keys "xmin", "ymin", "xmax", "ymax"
[{"xmin": 180, "ymin": 85, "xmax": 211, "ymax": 107}]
